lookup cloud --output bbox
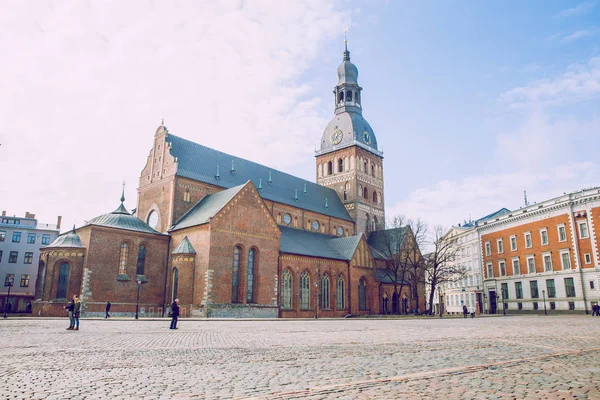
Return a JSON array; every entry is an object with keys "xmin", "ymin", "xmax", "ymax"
[
  {"xmin": 560, "ymin": 29, "xmax": 596, "ymax": 43},
  {"xmin": 555, "ymin": 1, "xmax": 596, "ymax": 18},
  {"xmin": 0, "ymin": 1, "xmax": 351, "ymax": 230},
  {"xmin": 499, "ymin": 56, "xmax": 600, "ymax": 108}
]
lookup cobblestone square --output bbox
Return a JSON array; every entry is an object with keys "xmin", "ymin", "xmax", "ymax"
[{"xmin": 1, "ymin": 316, "xmax": 599, "ymax": 399}]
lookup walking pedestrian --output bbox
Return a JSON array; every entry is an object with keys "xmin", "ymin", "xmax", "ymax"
[
  {"xmin": 593, "ymin": 304, "xmax": 599, "ymax": 317},
  {"xmin": 105, "ymin": 301, "xmax": 111, "ymax": 318},
  {"xmin": 73, "ymin": 295, "xmax": 81, "ymax": 331},
  {"xmin": 469, "ymin": 305, "xmax": 475, "ymax": 318},
  {"xmin": 65, "ymin": 296, "xmax": 75, "ymax": 330},
  {"xmin": 169, "ymin": 299, "xmax": 180, "ymax": 329},
  {"xmin": 462, "ymin": 305, "xmax": 468, "ymax": 318}
]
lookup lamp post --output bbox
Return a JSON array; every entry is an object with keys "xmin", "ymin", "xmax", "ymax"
[
  {"xmin": 501, "ymin": 293, "xmax": 506, "ymax": 316},
  {"xmin": 135, "ymin": 279, "xmax": 142, "ymax": 320},
  {"xmin": 3, "ymin": 275, "xmax": 14, "ymax": 319},
  {"xmin": 542, "ymin": 289, "xmax": 547, "ymax": 315}
]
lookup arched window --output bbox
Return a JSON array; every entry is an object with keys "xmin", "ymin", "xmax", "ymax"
[
  {"xmin": 136, "ymin": 245, "xmax": 146, "ymax": 276},
  {"xmin": 346, "ymin": 90, "xmax": 353, "ymax": 102},
  {"xmin": 56, "ymin": 262, "xmax": 70, "ymax": 299},
  {"xmin": 172, "ymin": 268, "xmax": 179, "ymax": 302},
  {"xmin": 119, "ymin": 242, "xmax": 128, "ymax": 275},
  {"xmin": 378, "ymin": 192, "xmax": 382, "ymax": 204},
  {"xmin": 277, "ymin": 213, "xmax": 282, "ymax": 224},
  {"xmin": 321, "ymin": 274, "xmax": 330, "ymax": 309},
  {"xmin": 232, "ymin": 246, "xmax": 241, "ymax": 302},
  {"xmin": 300, "ymin": 271, "xmax": 310, "ymax": 310},
  {"xmin": 338, "ymin": 158, "xmax": 343, "ymax": 172},
  {"xmin": 373, "ymin": 191, "xmax": 377, "ymax": 203},
  {"xmin": 366, "ymin": 214, "xmax": 371, "ymax": 233},
  {"xmin": 363, "ymin": 187, "xmax": 368, "ymax": 199},
  {"xmin": 338, "ymin": 91, "xmax": 344, "ymax": 103},
  {"xmin": 336, "ymin": 275, "xmax": 345, "ymax": 310},
  {"xmin": 327, "ymin": 161, "xmax": 333, "ymax": 175},
  {"xmin": 358, "ymin": 278, "xmax": 367, "ymax": 311},
  {"xmin": 364, "ymin": 160, "xmax": 368, "ymax": 172},
  {"xmin": 247, "ymin": 248, "xmax": 256, "ymax": 302},
  {"xmin": 373, "ymin": 216, "xmax": 378, "ymax": 231},
  {"xmin": 359, "ymin": 185, "xmax": 363, "ymax": 197},
  {"xmin": 343, "ymin": 191, "xmax": 347, "ymax": 201},
  {"xmin": 282, "ymin": 269, "xmax": 292, "ymax": 309},
  {"xmin": 371, "ymin": 164, "xmax": 375, "ymax": 177}
]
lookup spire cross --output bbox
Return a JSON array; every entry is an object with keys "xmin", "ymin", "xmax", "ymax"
[{"xmin": 121, "ymin": 181, "xmax": 126, "ymax": 203}]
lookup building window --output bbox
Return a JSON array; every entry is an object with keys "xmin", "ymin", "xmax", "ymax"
[
  {"xmin": 524, "ymin": 232, "xmax": 532, "ymax": 248},
  {"xmin": 363, "ymin": 187, "xmax": 368, "ymax": 199},
  {"xmin": 0, "ymin": 231, "xmax": 5, "ymax": 242},
  {"xmin": 56, "ymin": 263, "xmax": 70, "ymax": 299},
  {"xmin": 338, "ymin": 158, "xmax": 343, "ymax": 173},
  {"xmin": 501, "ymin": 282, "xmax": 509, "ymax": 300},
  {"xmin": 557, "ymin": 225, "xmax": 567, "ymax": 242},
  {"xmin": 320, "ymin": 275, "xmax": 330, "ymax": 309},
  {"xmin": 172, "ymin": 268, "xmax": 178, "ymax": 302},
  {"xmin": 183, "ymin": 189, "xmax": 191, "ymax": 203},
  {"xmin": 24, "ymin": 252, "xmax": 33, "ymax": 264},
  {"xmin": 499, "ymin": 261, "xmax": 506, "ymax": 277},
  {"xmin": 485, "ymin": 242, "xmax": 491, "ymax": 256},
  {"xmin": 590, "ymin": 280, "xmax": 595, "ymax": 290},
  {"xmin": 578, "ymin": 221, "xmax": 589, "ymax": 239},
  {"xmin": 41, "ymin": 234, "xmax": 50, "ymax": 245},
  {"xmin": 281, "ymin": 269, "xmax": 292, "ymax": 310},
  {"xmin": 27, "ymin": 233, "xmax": 36, "ymax": 244},
  {"xmin": 136, "ymin": 245, "xmax": 146, "ymax": 276},
  {"xmin": 336, "ymin": 275, "xmax": 345, "ymax": 310},
  {"xmin": 546, "ymin": 279, "xmax": 556, "ymax": 298},
  {"xmin": 358, "ymin": 278, "xmax": 367, "ymax": 311},
  {"xmin": 232, "ymin": 247, "xmax": 241, "ymax": 303},
  {"xmin": 247, "ymin": 248, "xmax": 256, "ymax": 302},
  {"xmin": 283, "ymin": 213, "xmax": 291, "ymax": 225},
  {"xmin": 569, "ymin": 301, "xmax": 575, "ymax": 310},
  {"xmin": 12, "ymin": 232, "xmax": 21, "ymax": 243},
  {"xmin": 560, "ymin": 251, "xmax": 571, "ymax": 270},
  {"xmin": 346, "ymin": 90, "xmax": 352, "ymax": 102},
  {"xmin": 527, "ymin": 256, "xmax": 536, "ymax": 274},
  {"xmin": 486, "ymin": 262, "xmax": 493, "ymax": 278},
  {"xmin": 119, "ymin": 243, "xmax": 128, "ymax": 275},
  {"xmin": 550, "ymin": 302, "xmax": 556, "ymax": 310},
  {"xmin": 20, "ymin": 274, "xmax": 30, "ymax": 287},
  {"xmin": 565, "ymin": 278, "xmax": 576, "ymax": 297},
  {"xmin": 515, "ymin": 282, "xmax": 523, "ymax": 299},
  {"xmin": 543, "ymin": 253, "xmax": 552, "ymax": 272},
  {"xmin": 512, "ymin": 259, "xmax": 520, "ymax": 275},
  {"xmin": 5, "ymin": 274, "xmax": 14, "ymax": 287},
  {"xmin": 530, "ymin": 281, "xmax": 539, "ymax": 298},
  {"xmin": 0, "ymin": 250, "xmax": 2, "ymax": 263},
  {"xmin": 300, "ymin": 271, "xmax": 310, "ymax": 310},
  {"xmin": 327, "ymin": 161, "xmax": 333, "ymax": 175},
  {"xmin": 497, "ymin": 239, "xmax": 504, "ymax": 254},
  {"xmin": 510, "ymin": 236, "xmax": 517, "ymax": 251},
  {"xmin": 540, "ymin": 229, "xmax": 548, "ymax": 245},
  {"xmin": 8, "ymin": 251, "xmax": 18, "ymax": 263},
  {"xmin": 372, "ymin": 191, "xmax": 377, "ymax": 203},
  {"xmin": 584, "ymin": 253, "xmax": 592, "ymax": 264}
]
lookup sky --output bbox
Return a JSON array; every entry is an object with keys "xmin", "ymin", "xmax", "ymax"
[{"xmin": 0, "ymin": 0, "xmax": 599, "ymax": 233}]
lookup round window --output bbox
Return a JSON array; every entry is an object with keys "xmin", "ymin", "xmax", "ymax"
[
  {"xmin": 312, "ymin": 220, "xmax": 320, "ymax": 231},
  {"xmin": 337, "ymin": 227, "xmax": 344, "ymax": 236},
  {"xmin": 147, "ymin": 210, "xmax": 159, "ymax": 229},
  {"xmin": 283, "ymin": 214, "xmax": 292, "ymax": 225}
]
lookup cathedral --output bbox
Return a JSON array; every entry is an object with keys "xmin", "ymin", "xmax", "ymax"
[{"xmin": 33, "ymin": 43, "xmax": 422, "ymax": 318}]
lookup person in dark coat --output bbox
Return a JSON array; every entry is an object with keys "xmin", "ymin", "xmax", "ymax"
[
  {"xmin": 170, "ymin": 299, "xmax": 180, "ymax": 329},
  {"xmin": 462, "ymin": 305, "xmax": 468, "ymax": 318},
  {"xmin": 73, "ymin": 295, "xmax": 81, "ymax": 331},
  {"xmin": 105, "ymin": 301, "xmax": 111, "ymax": 318},
  {"xmin": 65, "ymin": 297, "xmax": 75, "ymax": 330}
]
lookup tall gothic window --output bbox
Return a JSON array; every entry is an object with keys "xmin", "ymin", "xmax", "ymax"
[
  {"xmin": 247, "ymin": 248, "xmax": 256, "ymax": 302},
  {"xmin": 281, "ymin": 269, "xmax": 292, "ymax": 309},
  {"xmin": 373, "ymin": 216, "xmax": 378, "ymax": 231},
  {"xmin": 119, "ymin": 242, "xmax": 128, "ymax": 275},
  {"xmin": 327, "ymin": 161, "xmax": 333, "ymax": 175},
  {"xmin": 373, "ymin": 191, "xmax": 377, "ymax": 203},
  {"xmin": 366, "ymin": 214, "xmax": 371, "ymax": 233},
  {"xmin": 300, "ymin": 271, "xmax": 310, "ymax": 310},
  {"xmin": 321, "ymin": 274, "xmax": 330, "ymax": 309},
  {"xmin": 136, "ymin": 245, "xmax": 146, "ymax": 276},
  {"xmin": 336, "ymin": 275, "xmax": 345, "ymax": 310},
  {"xmin": 363, "ymin": 187, "xmax": 368, "ymax": 199},
  {"xmin": 338, "ymin": 158, "xmax": 343, "ymax": 172},
  {"xmin": 358, "ymin": 278, "xmax": 367, "ymax": 311},
  {"xmin": 56, "ymin": 262, "xmax": 70, "ymax": 299},
  {"xmin": 338, "ymin": 91, "xmax": 344, "ymax": 103},
  {"xmin": 232, "ymin": 246, "xmax": 241, "ymax": 302},
  {"xmin": 172, "ymin": 268, "xmax": 179, "ymax": 302}
]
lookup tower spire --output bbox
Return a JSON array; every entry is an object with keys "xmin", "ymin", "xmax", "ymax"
[
  {"xmin": 121, "ymin": 181, "xmax": 126, "ymax": 204},
  {"xmin": 343, "ymin": 28, "xmax": 350, "ymax": 61}
]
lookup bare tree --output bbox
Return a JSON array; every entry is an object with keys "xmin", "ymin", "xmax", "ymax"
[
  {"xmin": 403, "ymin": 219, "xmax": 427, "ymax": 314},
  {"xmin": 424, "ymin": 225, "xmax": 467, "ymax": 316},
  {"xmin": 372, "ymin": 215, "xmax": 411, "ymax": 314}
]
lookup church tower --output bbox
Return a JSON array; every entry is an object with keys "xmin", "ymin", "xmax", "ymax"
[{"xmin": 316, "ymin": 41, "xmax": 384, "ymax": 236}]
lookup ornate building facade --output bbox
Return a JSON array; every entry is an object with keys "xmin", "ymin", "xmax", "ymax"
[{"xmin": 33, "ymin": 43, "xmax": 423, "ymax": 318}]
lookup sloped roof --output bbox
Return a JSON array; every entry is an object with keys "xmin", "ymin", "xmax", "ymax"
[
  {"xmin": 461, "ymin": 207, "xmax": 511, "ymax": 228},
  {"xmin": 45, "ymin": 228, "xmax": 85, "ymax": 249},
  {"xmin": 166, "ymin": 133, "xmax": 354, "ymax": 222},
  {"xmin": 367, "ymin": 227, "xmax": 409, "ymax": 260},
  {"xmin": 376, "ymin": 268, "xmax": 409, "ymax": 285},
  {"xmin": 279, "ymin": 226, "xmax": 361, "ymax": 261},
  {"xmin": 170, "ymin": 184, "xmax": 246, "ymax": 231},
  {"xmin": 85, "ymin": 202, "xmax": 161, "ymax": 235},
  {"xmin": 172, "ymin": 236, "xmax": 196, "ymax": 254}
]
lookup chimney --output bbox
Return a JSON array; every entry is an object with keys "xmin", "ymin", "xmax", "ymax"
[
  {"xmin": 25, "ymin": 212, "xmax": 36, "ymax": 219},
  {"xmin": 57, "ymin": 216, "xmax": 62, "ymax": 230},
  {"xmin": 1, "ymin": 210, "xmax": 5, "ymax": 216}
]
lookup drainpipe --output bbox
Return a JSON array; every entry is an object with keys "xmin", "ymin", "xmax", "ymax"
[
  {"xmin": 162, "ymin": 235, "xmax": 171, "ymax": 317},
  {"xmin": 346, "ymin": 260, "xmax": 352, "ymax": 315}
]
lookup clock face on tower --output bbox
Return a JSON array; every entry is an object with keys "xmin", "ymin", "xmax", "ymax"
[
  {"xmin": 331, "ymin": 129, "xmax": 343, "ymax": 145},
  {"xmin": 362, "ymin": 130, "xmax": 372, "ymax": 145}
]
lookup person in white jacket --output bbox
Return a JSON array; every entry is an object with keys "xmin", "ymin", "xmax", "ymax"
[{"xmin": 468, "ymin": 305, "xmax": 475, "ymax": 318}]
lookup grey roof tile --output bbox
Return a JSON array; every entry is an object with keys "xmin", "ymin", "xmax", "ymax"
[
  {"xmin": 367, "ymin": 227, "xmax": 409, "ymax": 260},
  {"xmin": 84, "ymin": 202, "xmax": 162, "ymax": 235},
  {"xmin": 166, "ymin": 134, "xmax": 354, "ymax": 222},
  {"xmin": 45, "ymin": 228, "xmax": 85, "ymax": 249},
  {"xmin": 172, "ymin": 236, "xmax": 196, "ymax": 254},
  {"xmin": 279, "ymin": 226, "xmax": 360, "ymax": 261}
]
